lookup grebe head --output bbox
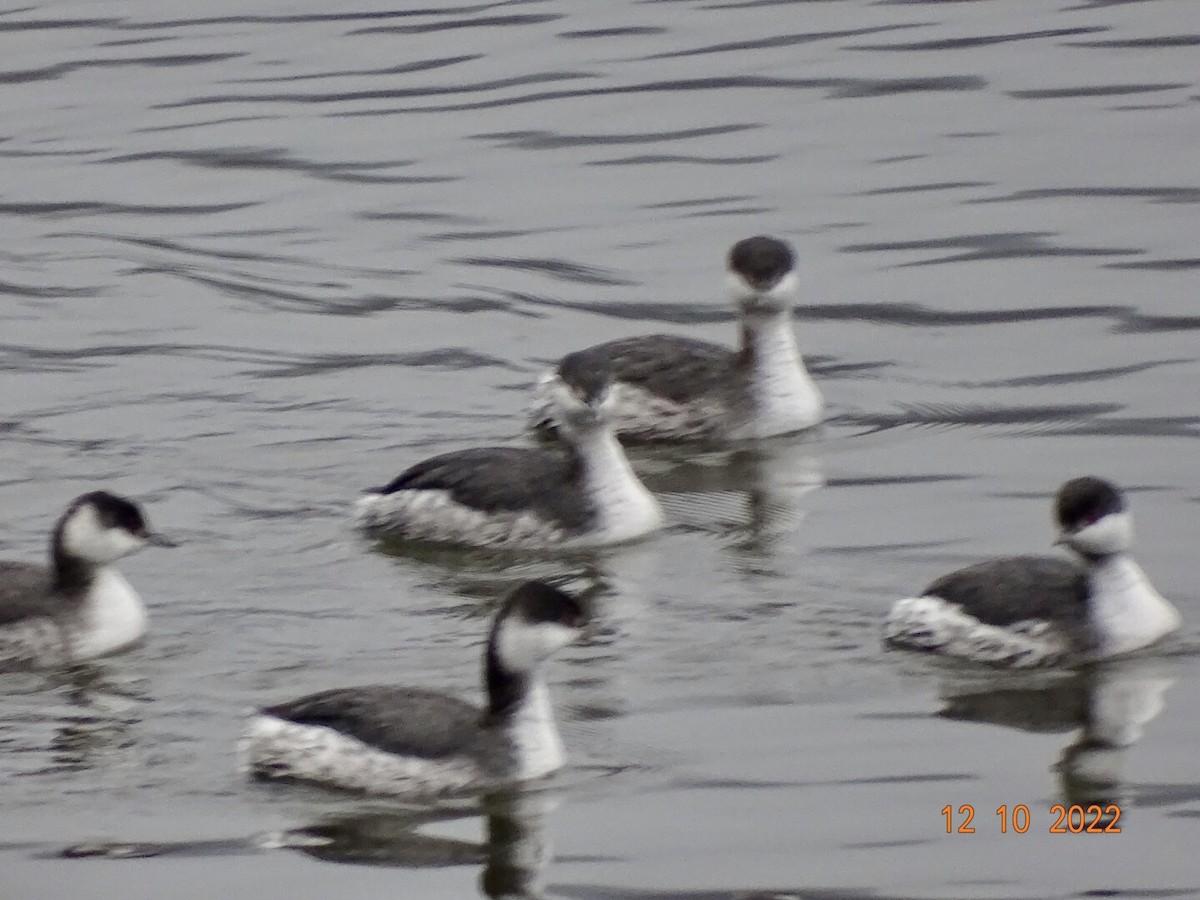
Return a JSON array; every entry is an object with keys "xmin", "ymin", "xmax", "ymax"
[
  {"xmin": 545, "ymin": 354, "xmax": 615, "ymax": 437},
  {"xmin": 726, "ymin": 235, "xmax": 799, "ymax": 317},
  {"xmin": 489, "ymin": 581, "xmax": 587, "ymax": 677},
  {"xmin": 54, "ymin": 491, "xmax": 177, "ymax": 567},
  {"xmin": 1055, "ymin": 477, "xmax": 1132, "ymax": 558}
]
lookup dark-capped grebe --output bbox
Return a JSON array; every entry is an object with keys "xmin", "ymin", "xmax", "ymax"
[
  {"xmin": 354, "ymin": 371, "xmax": 662, "ymax": 548},
  {"xmin": 885, "ymin": 477, "xmax": 1181, "ymax": 668},
  {"xmin": 0, "ymin": 491, "xmax": 176, "ymax": 670},
  {"xmin": 243, "ymin": 581, "xmax": 585, "ymax": 796},
  {"xmin": 528, "ymin": 236, "xmax": 823, "ymax": 442}
]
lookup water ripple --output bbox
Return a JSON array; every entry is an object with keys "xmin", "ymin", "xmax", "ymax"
[
  {"xmin": 1066, "ymin": 34, "xmax": 1200, "ymax": 49},
  {"xmin": 645, "ymin": 23, "xmax": 932, "ymax": 59},
  {"xmin": 0, "ymin": 200, "xmax": 257, "ymax": 217},
  {"xmin": 1008, "ymin": 83, "xmax": 1191, "ymax": 99},
  {"xmin": 1107, "ymin": 259, "xmax": 1200, "ymax": 272},
  {"xmin": 451, "ymin": 256, "xmax": 637, "ymax": 287},
  {"xmin": 848, "ymin": 26, "xmax": 1108, "ymax": 51},
  {"xmin": 324, "ymin": 74, "xmax": 986, "ymax": 116},
  {"xmin": 971, "ymin": 187, "xmax": 1200, "ymax": 205},
  {"xmin": 219, "ymin": 55, "xmax": 481, "ymax": 85},
  {"xmin": 590, "ymin": 153, "xmax": 776, "ymax": 167},
  {"xmin": 248, "ymin": 349, "xmax": 511, "ymax": 379},
  {"xmin": 959, "ymin": 359, "xmax": 1192, "ymax": 389},
  {"xmin": 156, "ymin": 71, "xmax": 596, "ymax": 109},
  {"xmin": 99, "ymin": 148, "xmax": 452, "ymax": 185},
  {"xmin": 0, "ymin": 53, "xmax": 242, "ymax": 85},
  {"xmin": 470, "ymin": 124, "xmax": 759, "ymax": 150},
  {"xmin": 349, "ymin": 13, "xmax": 563, "ymax": 36},
  {"xmin": 841, "ymin": 231, "xmax": 1141, "ymax": 265},
  {"xmin": 843, "ymin": 402, "xmax": 1123, "ymax": 434}
]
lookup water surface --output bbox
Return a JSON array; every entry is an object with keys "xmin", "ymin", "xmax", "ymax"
[{"xmin": 2, "ymin": 1, "xmax": 1199, "ymax": 898}]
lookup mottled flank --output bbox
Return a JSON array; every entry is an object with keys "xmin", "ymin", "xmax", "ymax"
[
  {"xmin": 884, "ymin": 556, "xmax": 1091, "ymax": 667},
  {"xmin": 884, "ymin": 595, "xmax": 1077, "ymax": 668},
  {"xmin": 530, "ymin": 344, "xmax": 735, "ymax": 441},
  {"xmin": 0, "ymin": 612, "xmax": 71, "ymax": 671},
  {"xmin": 355, "ymin": 488, "xmax": 573, "ymax": 548},
  {"xmin": 242, "ymin": 713, "xmax": 484, "ymax": 796},
  {"xmin": 355, "ymin": 446, "xmax": 587, "ymax": 546}
]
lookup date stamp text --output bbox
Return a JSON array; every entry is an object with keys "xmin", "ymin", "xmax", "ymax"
[{"xmin": 942, "ymin": 804, "xmax": 1122, "ymax": 834}]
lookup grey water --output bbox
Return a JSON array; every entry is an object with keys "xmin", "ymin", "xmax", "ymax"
[{"xmin": 2, "ymin": 0, "xmax": 1199, "ymax": 897}]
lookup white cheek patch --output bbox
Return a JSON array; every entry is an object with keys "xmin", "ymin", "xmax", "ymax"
[
  {"xmin": 496, "ymin": 620, "xmax": 577, "ymax": 674},
  {"xmin": 1064, "ymin": 511, "xmax": 1133, "ymax": 556},
  {"xmin": 62, "ymin": 506, "xmax": 147, "ymax": 564},
  {"xmin": 726, "ymin": 269, "xmax": 799, "ymax": 306}
]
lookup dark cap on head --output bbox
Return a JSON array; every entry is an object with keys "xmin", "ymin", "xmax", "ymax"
[
  {"xmin": 728, "ymin": 236, "xmax": 795, "ymax": 290},
  {"xmin": 1054, "ymin": 477, "xmax": 1125, "ymax": 532},
  {"xmin": 67, "ymin": 491, "xmax": 176, "ymax": 547},
  {"xmin": 503, "ymin": 580, "xmax": 587, "ymax": 630},
  {"xmin": 72, "ymin": 491, "xmax": 148, "ymax": 535}
]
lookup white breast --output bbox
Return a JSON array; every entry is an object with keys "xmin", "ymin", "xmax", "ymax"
[
  {"xmin": 1087, "ymin": 556, "xmax": 1181, "ymax": 659},
  {"xmin": 69, "ymin": 567, "xmax": 149, "ymax": 660}
]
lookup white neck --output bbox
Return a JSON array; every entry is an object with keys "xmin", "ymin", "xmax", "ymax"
[
  {"xmin": 501, "ymin": 679, "xmax": 565, "ymax": 781},
  {"xmin": 575, "ymin": 428, "xmax": 663, "ymax": 542},
  {"xmin": 70, "ymin": 567, "xmax": 148, "ymax": 659},
  {"xmin": 736, "ymin": 312, "xmax": 823, "ymax": 438},
  {"xmin": 1087, "ymin": 554, "xmax": 1181, "ymax": 658}
]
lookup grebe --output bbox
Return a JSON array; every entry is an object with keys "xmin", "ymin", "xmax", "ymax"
[
  {"xmin": 355, "ymin": 371, "xmax": 662, "ymax": 548},
  {"xmin": 529, "ymin": 235, "xmax": 823, "ymax": 442},
  {"xmin": 0, "ymin": 491, "xmax": 175, "ymax": 670},
  {"xmin": 243, "ymin": 581, "xmax": 585, "ymax": 796},
  {"xmin": 885, "ymin": 477, "xmax": 1181, "ymax": 668}
]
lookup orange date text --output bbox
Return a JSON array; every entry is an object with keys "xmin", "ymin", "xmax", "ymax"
[{"xmin": 941, "ymin": 804, "xmax": 1122, "ymax": 834}]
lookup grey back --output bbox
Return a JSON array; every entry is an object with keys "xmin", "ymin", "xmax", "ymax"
[{"xmin": 263, "ymin": 685, "xmax": 486, "ymax": 760}]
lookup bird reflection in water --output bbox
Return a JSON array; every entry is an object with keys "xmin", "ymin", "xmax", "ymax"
[
  {"xmin": 277, "ymin": 788, "xmax": 555, "ymax": 899},
  {"xmin": 641, "ymin": 443, "xmax": 823, "ymax": 553},
  {"xmin": 936, "ymin": 657, "xmax": 1175, "ymax": 810}
]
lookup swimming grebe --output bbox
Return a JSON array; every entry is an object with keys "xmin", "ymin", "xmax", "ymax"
[
  {"xmin": 354, "ymin": 371, "xmax": 662, "ymax": 548},
  {"xmin": 884, "ymin": 477, "xmax": 1181, "ymax": 667},
  {"xmin": 528, "ymin": 235, "xmax": 823, "ymax": 442},
  {"xmin": 0, "ymin": 491, "xmax": 176, "ymax": 670},
  {"xmin": 243, "ymin": 580, "xmax": 585, "ymax": 796}
]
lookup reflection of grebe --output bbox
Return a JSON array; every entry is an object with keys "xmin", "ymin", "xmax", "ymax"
[
  {"xmin": 529, "ymin": 236, "xmax": 823, "ymax": 442},
  {"xmin": 1058, "ymin": 661, "xmax": 1175, "ymax": 808},
  {"xmin": 0, "ymin": 492, "xmax": 175, "ymax": 670},
  {"xmin": 61, "ymin": 789, "xmax": 557, "ymax": 896},
  {"xmin": 645, "ymin": 445, "xmax": 822, "ymax": 548},
  {"xmin": 243, "ymin": 582, "xmax": 584, "ymax": 796},
  {"xmin": 936, "ymin": 659, "xmax": 1175, "ymax": 807},
  {"xmin": 272, "ymin": 789, "xmax": 555, "ymax": 898},
  {"xmin": 886, "ymin": 478, "xmax": 1181, "ymax": 667}
]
